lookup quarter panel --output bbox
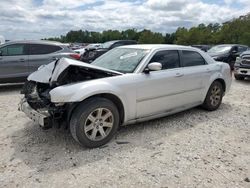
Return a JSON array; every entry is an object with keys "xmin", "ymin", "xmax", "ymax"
[
  {"xmin": 28, "ymin": 54, "xmax": 55, "ymax": 73},
  {"xmin": 201, "ymin": 62, "xmax": 232, "ymax": 101}
]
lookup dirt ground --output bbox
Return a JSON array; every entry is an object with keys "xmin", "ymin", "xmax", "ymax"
[{"xmin": 0, "ymin": 79, "xmax": 249, "ymax": 188}]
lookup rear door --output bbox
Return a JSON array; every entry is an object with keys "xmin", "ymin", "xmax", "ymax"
[
  {"xmin": 27, "ymin": 43, "xmax": 63, "ymax": 73},
  {"xmin": 0, "ymin": 43, "xmax": 29, "ymax": 81},
  {"xmin": 179, "ymin": 50, "xmax": 211, "ymax": 103}
]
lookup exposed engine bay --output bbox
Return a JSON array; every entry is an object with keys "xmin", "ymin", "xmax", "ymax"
[{"xmin": 20, "ymin": 58, "xmax": 121, "ymax": 129}]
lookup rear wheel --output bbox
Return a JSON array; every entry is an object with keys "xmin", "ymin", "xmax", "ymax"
[
  {"xmin": 70, "ymin": 97, "xmax": 119, "ymax": 148},
  {"xmin": 202, "ymin": 81, "xmax": 223, "ymax": 111},
  {"xmin": 234, "ymin": 74, "xmax": 245, "ymax": 80}
]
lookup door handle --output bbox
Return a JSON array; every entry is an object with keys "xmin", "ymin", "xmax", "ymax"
[
  {"xmin": 175, "ymin": 73, "xmax": 184, "ymax": 77},
  {"xmin": 19, "ymin": 59, "xmax": 25, "ymax": 62}
]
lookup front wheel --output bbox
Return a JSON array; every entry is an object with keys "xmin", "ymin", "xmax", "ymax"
[
  {"xmin": 202, "ymin": 81, "xmax": 223, "ymax": 111},
  {"xmin": 70, "ymin": 97, "xmax": 120, "ymax": 148}
]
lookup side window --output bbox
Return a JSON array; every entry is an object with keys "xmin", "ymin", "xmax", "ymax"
[
  {"xmin": 182, "ymin": 50, "xmax": 206, "ymax": 67},
  {"xmin": 0, "ymin": 44, "xmax": 26, "ymax": 56},
  {"xmin": 29, "ymin": 44, "xmax": 62, "ymax": 55},
  {"xmin": 149, "ymin": 50, "xmax": 180, "ymax": 70}
]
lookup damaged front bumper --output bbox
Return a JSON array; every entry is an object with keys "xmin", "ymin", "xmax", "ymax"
[{"xmin": 19, "ymin": 98, "xmax": 52, "ymax": 128}]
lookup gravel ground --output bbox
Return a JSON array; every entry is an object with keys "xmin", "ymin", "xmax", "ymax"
[{"xmin": 0, "ymin": 79, "xmax": 249, "ymax": 188}]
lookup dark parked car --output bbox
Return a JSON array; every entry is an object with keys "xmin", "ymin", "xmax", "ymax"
[
  {"xmin": 0, "ymin": 40, "xmax": 80, "ymax": 84},
  {"xmin": 191, "ymin": 45, "xmax": 211, "ymax": 52},
  {"xmin": 234, "ymin": 50, "xmax": 250, "ymax": 80},
  {"xmin": 80, "ymin": 40, "xmax": 137, "ymax": 63},
  {"xmin": 207, "ymin": 44, "xmax": 249, "ymax": 69}
]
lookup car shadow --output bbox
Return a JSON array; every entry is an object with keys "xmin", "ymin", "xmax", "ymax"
[
  {"xmin": 10, "ymin": 103, "xmax": 232, "ymax": 174},
  {"xmin": 0, "ymin": 83, "xmax": 23, "ymax": 93},
  {"xmin": 234, "ymin": 77, "xmax": 250, "ymax": 85}
]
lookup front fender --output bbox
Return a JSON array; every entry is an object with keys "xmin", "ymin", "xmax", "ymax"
[
  {"xmin": 49, "ymin": 80, "xmax": 132, "ymax": 123},
  {"xmin": 49, "ymin": 80, "xmax": 125, "ymax": 103}
]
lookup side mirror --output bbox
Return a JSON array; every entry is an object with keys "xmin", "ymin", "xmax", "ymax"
[{"xmin": 145, "ymin": 62, "xmax": 162, "ymax": 73}]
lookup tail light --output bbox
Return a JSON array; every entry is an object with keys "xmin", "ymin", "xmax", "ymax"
[{"xmin": 70, "ymin": 53, "xmax": 81, "ymax": 60}]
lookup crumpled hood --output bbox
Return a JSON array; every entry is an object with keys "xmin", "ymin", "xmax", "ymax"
[{"xmin": 28, "ymin": 57, "xmax": 122, "ymax": 84}]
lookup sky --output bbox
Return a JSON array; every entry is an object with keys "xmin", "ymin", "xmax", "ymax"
[{"xmin": 0, "ymin": 0, "xmax": 249, "ymax": 40}]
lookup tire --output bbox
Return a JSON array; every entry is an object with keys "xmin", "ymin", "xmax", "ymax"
[
  {"xmin": 70, "ymin": 97, "xmax": 120, "ymax": 148},
  {"xmin": 202, "ymin": 81, "xmax": 223, "ymax": 111},
  {"xmin": 234, "ymin": 74, "xmax": 245, "ymax": 80}
]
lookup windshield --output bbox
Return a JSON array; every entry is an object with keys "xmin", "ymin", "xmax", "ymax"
[
  {"xmin": 91, "ymin": 48, "xmax": 149, "ymax": 73},
  {"xmin": 208, "ymin": 45, "xmax": 232, "ymax": 53},
  {"xmin": 101, "ymin": 41, "xmax": 116, "ymax": 49}
]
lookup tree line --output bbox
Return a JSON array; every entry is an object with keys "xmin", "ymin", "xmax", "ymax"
[{"xmin": 45, "ymin": 13, "xmax": 250, "ymax": 46}]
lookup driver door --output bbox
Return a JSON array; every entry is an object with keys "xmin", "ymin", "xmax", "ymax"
[{"xmin": 135, "ymin": 50, "xmax": 186, "ymax": 118}]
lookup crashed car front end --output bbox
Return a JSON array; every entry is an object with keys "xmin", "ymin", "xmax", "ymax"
[
  {"xmin": 19, "ymin": 80, "xmax": 72, "ymax": 129},
  {"xmin": 19, "ymin": 57, "xmax": 122, "ymax": 129}
]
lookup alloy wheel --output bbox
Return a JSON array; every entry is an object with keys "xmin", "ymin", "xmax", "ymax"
[
  {"xmin": 210, "ymin": 85, "xmax": 221, "ymax": 107},
  {"xmin": 84, "ymin": 108, "xmax": 114, "ymax": 141}
]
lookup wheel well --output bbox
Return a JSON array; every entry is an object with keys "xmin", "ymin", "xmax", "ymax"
[
  {"xmin": 214, "ymin": 78, "xmax": 226, "ymax": 92},
  {"xmin": 87, "ymin": 93, "xmax": 125, "ymax": 124}
]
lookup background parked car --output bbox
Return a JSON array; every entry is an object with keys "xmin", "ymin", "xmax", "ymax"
[
  {"xmin": 80, "ymin": 40, "xmax": 137, "ymax": 63},
  {"xmin": 69, "ymin": 43, "xmax": 85, "ymax": 50},
  {"xmin": 0, "ymin": 40, "xmax": 80, "ymax": 84},
  {"xmin": 191, "ymin": 45, "xmax": 211, "ymax": 52},
  {"xmin": 234, "ymin": 50, "xmax": 250, "ymax": 80},
  {"xmin": 74, "ymin": 43, "xmax": 102, "ymax": 55},
  {"xmin": 207, "ymin": 44, "xmax": 249, "ymax": 69}
]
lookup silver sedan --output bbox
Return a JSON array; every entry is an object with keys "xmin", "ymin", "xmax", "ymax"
[{"xmin": 20, "ymin": 45, "xmax": 232, "ymax": 148}]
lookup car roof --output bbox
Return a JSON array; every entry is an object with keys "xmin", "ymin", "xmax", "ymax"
[
  {"xmin": 118, "ymin": 44, "xmax": 198, "ymax": 51},
  {"xmin": 3, "ymin": 40, "xmax": 63, "ymax": 46}
]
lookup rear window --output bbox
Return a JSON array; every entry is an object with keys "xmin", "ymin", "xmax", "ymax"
[
  {"xmin": 29, "ymin": 44, "xmax": 62, "ymax": 55},
  {"xmin": 182, "ymin": 50, "xmax": 206, "ymax": 67}
]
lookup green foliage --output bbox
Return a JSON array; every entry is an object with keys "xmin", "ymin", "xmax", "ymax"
[
  {"xmin": 121, "ymin": 29, "xmax": 138, "ymax": 40},
  {"xmin": 45, "ymin": 13, "xmax": 250, "ymax": 46},
  {"xmin": 138, "ymin": 30, "xmax": 165, "ymax": 44},
  {"xmin": 174, "ymin": 13, "xmax": 250, "ymax": 45}
]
